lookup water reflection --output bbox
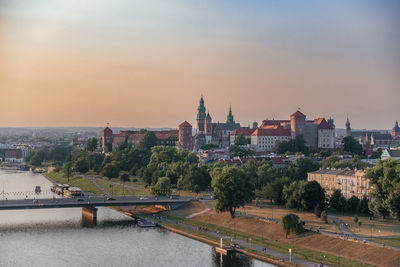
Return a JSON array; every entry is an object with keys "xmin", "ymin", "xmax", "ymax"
[{"xmin": 212, "ymin": 248, "xmax": 255, "ymax": 267}]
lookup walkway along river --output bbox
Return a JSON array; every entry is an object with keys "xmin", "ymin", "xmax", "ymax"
[{"xmin": 0, "ymin": 170, "xmax": 274, "ymax": 267}]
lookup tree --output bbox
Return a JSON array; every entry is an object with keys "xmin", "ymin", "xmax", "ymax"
[
  {"xmin": 262, "ymin": 177, "xmax": 291, "ymax": 205},
  {"xmin": 272, "ymin": 135, "xmax": 309, "ymax": 155},
  {"xmin": 366, "ymin": 159, "xmax": 400, "ymax": 219},
  {"xmin": 151, "ymin": 177, "xmax": 171, "ymax": 195},
  {"xmin": 286, "ymin": 157, "xmax": 320, "ymax": 180},
  {"xmin": 283, "ymin": 181, "xmax": 307, "ymax": 210},
  {"xmin": 346, "ymin": 196, "xmax": 360, "ymax": 213},
  {"xmin": 304, "ymin": 181, "xmax": 325, "ymax": 211},
  {"xmin": 139, "ymin": 130, "xmax": 157, "ymax": 150},
  {"xmin": 229, "ymin": 145, "xmax": 255, "ymax": 158},
  {"xmin": 85, "ymin": 138, "xmax": 98, "ymax": 152},
  {"xmin": 211, "ymin": 165, "xmax": 255, "ymax": 218},
  {"xmin": 342, "ymin": 136, "xmax": 363, "ymax": 155},
  {"xmin": 72, "ymin": 156, "xmax": 90, "ymax": 173},
  {"xmin": 282, "ymin": 213, "xmax": 304, "ymax": 238},
  {"xmin": 329, "ymin": 190, "xmax": 346, "ymax": 211},
  {"xmin": 177, "ymin": 165, "xmax": 211, "ymax": 192},
  {"xmin": 29, "ymin": 154, "xmax": 42, "ymax": 167},
  {"xmin": 321, "ymin": 210, "xmax": 328, "ymax": 223},
  {"xmin": 120, "ymin": 173, "xmax": 130, "ymax": 182},
  {"xmin": 234, "ymin": 134, "xmax": 248, "ymax": 146},
  {"xmin": 357, "ymin": 195, "xmax": 370, "ymax": 215},
  {"xmin": 101, "ymin": 162, "xmax": 120, "ymax": 178},
  {"xmin": 321, "ymin": 156, "xmax": 351, "ymax": 169},
  {"xmin": 370, "ymin": 149, "xmax": 383, "ymax": 159},
  {"xmin": 200, "ymin": 143, "xmax": 219, "ymax": 150}
]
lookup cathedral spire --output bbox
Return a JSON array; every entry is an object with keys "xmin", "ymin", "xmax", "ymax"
[{"xmin": 226, "ymin": 104, "xmax": 235, "ymax": 124}]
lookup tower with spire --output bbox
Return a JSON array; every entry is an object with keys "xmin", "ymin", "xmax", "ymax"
[
  {"xmin": 345, "ymin": 117, "xmax": 351, "ymax": 137},
  {"xmin": 196, "ymin": 95, "xmax": 207, "ymax": 133},
  {"xmin": 226, "ymin": 104, "xmax": 235, "ymax": 124}
]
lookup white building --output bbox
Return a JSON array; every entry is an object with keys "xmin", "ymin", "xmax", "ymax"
[{"xmin": 251, "ymin": 126, "xmax": 291, "ymax": 151}]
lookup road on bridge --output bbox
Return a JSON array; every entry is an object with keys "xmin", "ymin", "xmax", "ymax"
[{"xmin": 0, "ymin": 195, "xmax": 192, "ymax": 210}]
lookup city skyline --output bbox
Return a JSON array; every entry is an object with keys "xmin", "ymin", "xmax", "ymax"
[{"xmin": 1, "ymin": 0, "xmax": 399, "ymax": 129}]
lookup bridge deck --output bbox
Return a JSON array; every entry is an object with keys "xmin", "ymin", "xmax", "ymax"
[{"xmin": 0, "ymin": 196, "xmax": 192, "ymax": 210}]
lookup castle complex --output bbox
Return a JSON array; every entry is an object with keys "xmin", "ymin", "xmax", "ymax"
[{"xmin": 193, "ymin": 96, "xmax": 241, "ymax": 149}]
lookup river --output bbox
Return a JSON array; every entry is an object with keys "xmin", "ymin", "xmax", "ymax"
[{"xmin": 0, "ymin": 170, "xmax": 275, "ymax": 267}]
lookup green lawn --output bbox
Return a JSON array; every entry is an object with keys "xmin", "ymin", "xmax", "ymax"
[
  {"xmin": 96, "ymin": 179, "xmax": 131, "ymax": 197},
  {"xmin": 370, "ymin": 237, "xmax": 400, "ymax": 248},
  {"xmin": 47, "ymin": 171, "xmax": 103, "ymax": 195}
]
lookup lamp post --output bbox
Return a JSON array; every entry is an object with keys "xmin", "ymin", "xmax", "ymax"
[{"xmin": 109, "ymin": 184, "xmax": 113, "ymax": 196}]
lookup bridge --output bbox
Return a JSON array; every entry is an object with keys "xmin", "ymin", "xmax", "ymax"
[{"xmin": 0, "ymin": 195, "xmax": 192, "ymax": 226}]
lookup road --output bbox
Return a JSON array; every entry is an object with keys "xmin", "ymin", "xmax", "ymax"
[{"xmin": 0, "ymin": 195, "xmax": 192, "ymax": 210}]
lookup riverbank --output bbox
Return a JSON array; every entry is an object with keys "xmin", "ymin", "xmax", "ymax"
[{"xmin": 136, "ymin": 201, "xmax": 400, "ymax": 267}]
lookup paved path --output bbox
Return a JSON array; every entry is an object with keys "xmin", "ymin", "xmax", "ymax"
[{"xmin": 153, "ymin": 216, "xmax": 332, "ymax": 267}]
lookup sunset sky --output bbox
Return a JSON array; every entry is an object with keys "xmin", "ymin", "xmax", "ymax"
[{"xmin": 0, "ymin": 0, "xmax": 399, "ymax": 129}]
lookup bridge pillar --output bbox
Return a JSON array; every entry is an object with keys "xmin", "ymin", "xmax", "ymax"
[{"xmin": 82, "ymin": 206, "xmax": 97, "ymax": 227}]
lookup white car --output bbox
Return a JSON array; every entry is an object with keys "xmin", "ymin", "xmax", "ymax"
[{"xmin": 139, "ymin": 197, "xmax": 148, "ymax": 200}]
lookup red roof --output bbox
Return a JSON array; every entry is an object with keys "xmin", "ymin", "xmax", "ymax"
[
  {"xmin": 155, "ymin": 130, "xmax": 178, "ymax": 140},
  {"xmin": 179, "ymin": 121, "xmax": 192, "ymax": 127},
  {"xmin": 251, "ymin": 127, "xmax": 290, "ymax": 137},
  {"xmin": 314, "ymin": 118, "xmax": 332, "ymax": 130},
  {"xmin": 232, "ymin": 127, "xmax": 256, "ymax": 136},
  {"xmin": 290, "ymin": 110, "xmax": 306, "ymax": 118}
]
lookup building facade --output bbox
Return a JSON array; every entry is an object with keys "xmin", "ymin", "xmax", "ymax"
[
  {"xmin": 101, "ymin": 128, "xmax": 178, "ymax": 152},
  {"xmin": 194, "ymin": 96, "xmax": 241, "ymax": 149},
  {"xmin": 258, "ymin": 110, "xmax": 335, "ymax": 150},
  {"xmin": 251, "ymin": 126, "xmax": 291, "ymax": 151},
  {"xmin": 177, "ymin": 121, "xmax": 193, "ymax": 151},
  {"xmin": 308, "ymin": 169, "xmax": 371, "ymax": 199}
]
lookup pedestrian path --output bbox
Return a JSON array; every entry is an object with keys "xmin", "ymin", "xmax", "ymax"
[{"xmin": 154, "ymin": 215, "xmax": 332, "ymax": 267}]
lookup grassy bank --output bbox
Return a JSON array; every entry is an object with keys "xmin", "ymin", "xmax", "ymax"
[
  {"xmin": 161, "ymin": 213, "xmax": 376, "ymax": 267},
  {"xmin": 370, "ymin": 237, "xmax": 400, "ymax": 248},
  {"xmin": 96, "ymin": 179, "xmax": 131, "ymax": 197},
  {"xmin": 47, "ymin": 171, "xmax": 103, "ymax": 195}
]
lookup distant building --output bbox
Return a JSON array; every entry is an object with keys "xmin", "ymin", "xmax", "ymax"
[
  {"xmin": 101, "ymin": 127, "xmax": 178, "ymax": 152},
  {"xmin": 345, "ymin": 117, "xmax": 351, "ymax": 137},
  {"xmin": 381, "ymin": 148, "xmax": 400, "ymax": 160},
  {"xmin": 0, "ymin": 147, "xmax": 25, "ymax": 163},
  {"xmin": 251, "ymin": 126, "xmax": 291, "ymax": 151},
  {"xmin": 259, "ymin": 110, "xmax": 335, "ymax": 150},
  {"xmin": 230, "ymin": 127, "xmax": 256, "ymax": 145},
  {"xmin": 194, "ymin": 96, "xmax": 241, "ymax": 149},
  {"xmin": 308, "ymin": 169, "xmax": 371, "ymax": 199},
  {"xmin": 177, "ymin": 121, "xmax": 193, "ymax": 151},
  {"xmin": 347, "ymin": 120, "xmax": 400, "ymax": 149}
]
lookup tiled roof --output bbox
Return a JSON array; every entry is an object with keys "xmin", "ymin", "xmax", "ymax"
[
  {"xmin": 232, "ymin": 127, "xmax": 256, "ymax": 136},
  {"xmin": 291, "ymin": 110, "xmax": 306, "ymax": 118},
  {"xmin": 179, "ymin": 121, "xmax": 192, "ymax": 127},
  {"xmin": 251, "ymin": 127, "xmax": 290, "ymax": 137},
  {"xmin": 155, "ymin": 130, "xmax": 178, "ymax": 140},
  {"xmin": 314, "ymin": 118, "xmax": 332, "ymax": 130}
]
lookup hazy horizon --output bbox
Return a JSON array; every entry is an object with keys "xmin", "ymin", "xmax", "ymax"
[{"xmin": 1, "ymin": 0, "xmax": 399, "ymax": 130}]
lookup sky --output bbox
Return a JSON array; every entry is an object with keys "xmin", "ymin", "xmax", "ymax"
[{"xmin": 0, "ymin": 0, "xmax": 399, "ymax": 129}]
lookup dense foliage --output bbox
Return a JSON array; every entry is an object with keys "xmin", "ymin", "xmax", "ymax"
[
  {"xmin": 282, "ymin": 213, "xmax": 304, "ymax": 238},
  {"xmin": 211, "ymin": 165, "xmax": 255, "ymax": 218}
]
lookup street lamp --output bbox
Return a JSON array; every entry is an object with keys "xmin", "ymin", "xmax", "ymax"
[{"xmin": 109, "ymin": 184, "xmax": 113, "ymax": 196}]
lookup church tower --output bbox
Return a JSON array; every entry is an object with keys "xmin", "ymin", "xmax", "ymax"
[
  {"xmin": 196, "ymin": 96, "xmax": 207, "ymax": 133},
  {"xmin": 391, "ymin": 121, "xmax": 400, "ymax": 138},
  {"xmin": 226, "ymin": 105, "xmax": 235, "ymax": 124},
  {"xmin": 345, "ymin": 117, "xmax": 351, "ymax": 137}
]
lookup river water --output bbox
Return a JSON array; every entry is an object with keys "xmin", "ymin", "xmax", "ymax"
[{"xmin": 0, "ymin": 170, "xmax": 274, "ymax": 267}]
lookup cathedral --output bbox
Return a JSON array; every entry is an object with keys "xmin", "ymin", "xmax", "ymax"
[{"xmin": 194, "ymin": 96, "xmax": 240, "ymax": 150}]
